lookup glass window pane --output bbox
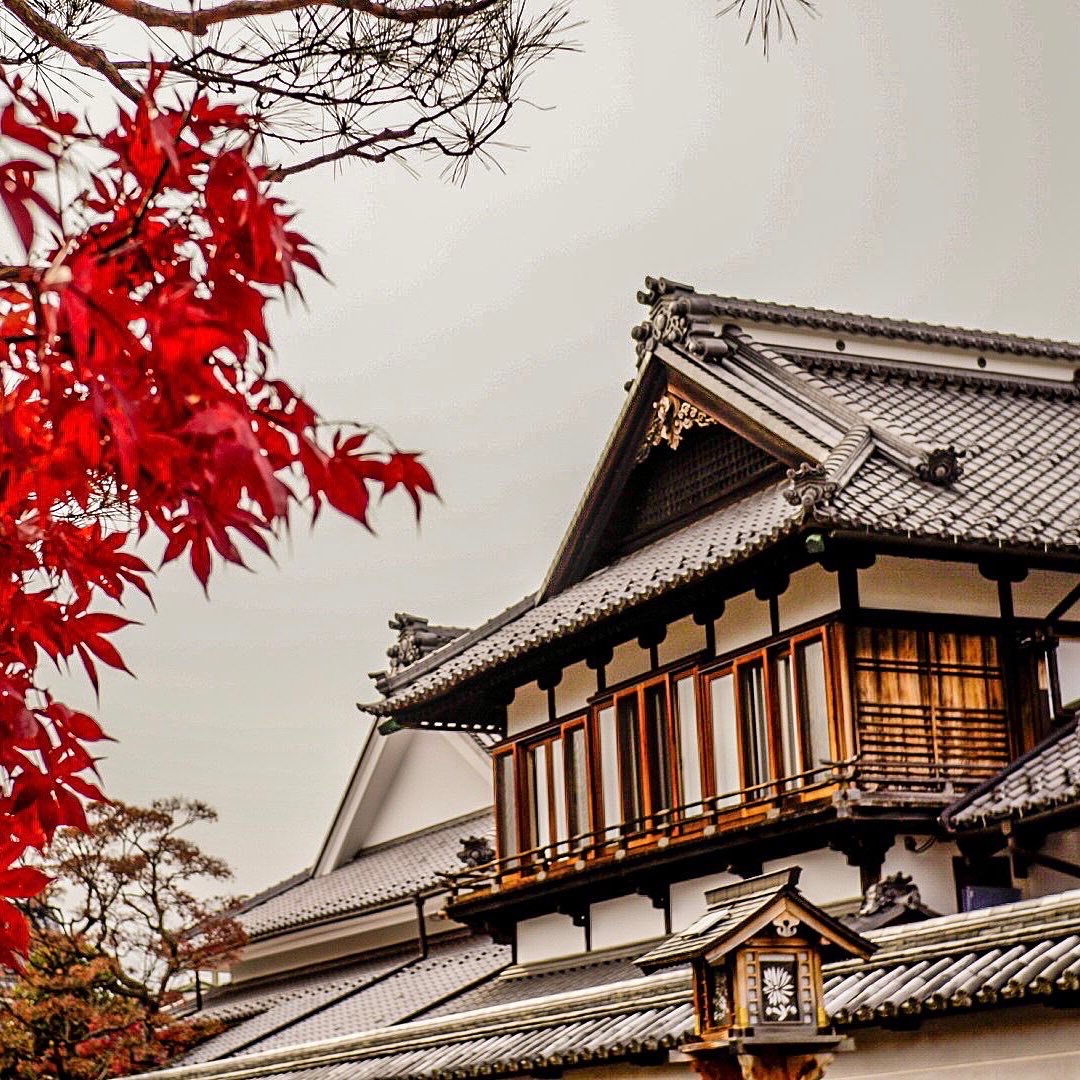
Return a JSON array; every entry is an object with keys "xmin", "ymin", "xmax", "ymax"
[
  {"xmin": 709, "ymin": 673, "xmax": 741, "ymax": 807},
  {"xmin": 551, "ymin": 738, "xmax": 567, "ymax": 852},
  {"xmin": 597, "ymin": 705, "xmax": 621, "ymax": 835},
  {"xmin": 1058, "ymin": 637, "xmax": 1080, "ymax": 711},
  {"xmin": 774, "ymin": 652, "xmax": 801, "ymax": 784},
  {"xmin": 565, "ymin": 726, "xmax": 590, "ymax": 848},
  {"xmin": 796, "ymin": 638, "xmax": 831, "ymax": 778},
  {"xmin": 740, "ymin": 661, "xmax": 771, "ymax": 797},
  {"xmin": 526, "ymin": 742, "xmax": 551, "ymax": 852},
  {"xmin": 676, "ymin": 676, "xmax": 702, "ymax": 814},
  {"xmin": 616, "ymin": 694, "xmax": 644, "ymax": 831},
  {"xmin": 495, "ymin": 753, "xmax": 518, "ymax": 861},
  {"xmin": 643, "ymin": 683, "xmax": 672, "ymax": 822}
]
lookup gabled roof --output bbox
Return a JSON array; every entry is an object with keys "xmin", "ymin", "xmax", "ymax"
[
  {"xmin": 364, "ymin": 281, "xmax": 1080, "ymax": 721},
  {"xmin": 636, "ymin": 867, "xmax": 873, "ymax": 972},
  {"xmin": 239, "ymin": 810, "xmax": 493, "ymax": 940},
  {"xmin": 943, "ymin": 717, "xmax": 1080, "ymax": 831}
]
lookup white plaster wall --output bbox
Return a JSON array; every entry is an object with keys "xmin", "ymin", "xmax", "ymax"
[
  {"xmin": 589, "ymin": 892, "xmax": 666, "ymax": 951},
  {"xmin": 881, "ymin": 838, "xmax": 959, "ymax": 916},
  {"xmin": 714, "ymin": 590, "xmax": 772, "ymax": 659},
  {"xmin": 763, "ymin": 850, "xmax": 861, "ymax": 909},
  {"xmin": 555, "ymin": 661, "xmax": 596, "ymax": 718},
  {"xmin": 656, "ymin": 615, "xmax": 707, "ymax": 668},
  {"xmin": 506, "ymin": 681, "xmax": 549, "ymax": 738},
  {"xmin": 360, "ymin": 730, "xmax": 490, "ymax": 847},
  {"xmin": 669, "ymin": 870, "xmax": 741, "ymax": 932},
  {"xmin": 828, "ymin": 1004, "xmax": 1080, "ymax": 1079},
  {"xmin": 1022, "ymin": 829, "xmax": 1080, "ymax": 901},
  {"xmin": 605, "ymin": 638, "xmax": 651, "ymax": 688},
  {"xmin": 1013, "ymin": 569, "xmax": 1080, "ymax": 620},
  {"xmin": 515, "ymin": 912, "xmax": 586, "ymax": 965},
  {"xmin": 858, "ymin": 557, "xmax": 1000, "ymax": 617},
  {"xmin": 779, "ymin": 564, "xmax": 840, "ymax": 632}
]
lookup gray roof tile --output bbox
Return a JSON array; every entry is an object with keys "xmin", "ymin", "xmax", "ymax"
[
  {"xmin": 239, "ymin": 810, "xmax": 493, "ymax": 939},
  {"xmin": 187, "ymin": 936, "xmax": 508, "ymax": 1063},
  {"xmin": 825, "ymin": 887, "xmax": 1080, "ymax": 1023},
  {"xmin": 365, "ymin": 299, "xmax": 1080, "ymax": 719},
  {"xmin": 943, "ymin": 718, "xmax": 1080, "ymax": 829}
]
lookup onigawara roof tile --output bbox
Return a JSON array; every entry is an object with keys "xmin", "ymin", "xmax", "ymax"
[
  {"xmin": 364, "ymin": 287, "xmax": 1080, "ymax": 719},
  {"xmin": 943, "ymin": 717, "xmax": 1080, "ymax": 830},
  {"xmin": 238, "ymin": 810, "xmax": 493, "ymax": 939}
]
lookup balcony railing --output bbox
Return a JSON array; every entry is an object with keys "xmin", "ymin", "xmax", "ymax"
[{"xmin": 447, "ymin": 755, "xmax": 988, "ymax": 903}]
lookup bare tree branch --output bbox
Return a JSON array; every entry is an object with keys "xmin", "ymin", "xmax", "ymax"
[
  {"xmin": 1, "ymin": 0, "xmax": 140, "ymax": 100},
  {"xmin": 94, "ymin": 0, "xmax": 503, "ymax": 36}
]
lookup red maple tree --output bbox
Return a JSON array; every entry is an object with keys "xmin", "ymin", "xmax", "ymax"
[{"xmin": 0, "ymin": 70, "xmax": 436, "ymax": 970}]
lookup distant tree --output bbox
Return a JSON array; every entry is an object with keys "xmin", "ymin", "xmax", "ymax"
[{"xmin": 0, "ymin": 798, "xmax": 244, "ymax": 1079}]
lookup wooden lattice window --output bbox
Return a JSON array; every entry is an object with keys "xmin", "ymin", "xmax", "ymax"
[{"xmin": 853, "ymin": 627, "xmax": 1010, "ymax": 787}]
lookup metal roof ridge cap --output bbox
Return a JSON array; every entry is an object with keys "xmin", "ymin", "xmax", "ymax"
[{"xmin": 124, "ymin": 970, "xmax": 692, "ymax": 1080}]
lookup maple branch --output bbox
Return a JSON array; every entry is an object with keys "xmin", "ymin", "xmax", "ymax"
[
  {"xmin": 92, "ymin": 0, "xmax": 502, "ymax": 35},
  {"xmin": 0, "ymin": 0, "xmax": 140, "ymax": 102}
]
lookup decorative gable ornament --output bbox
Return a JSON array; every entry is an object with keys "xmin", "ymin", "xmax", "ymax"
[
  {"xmin": 637, "ymin": 868, "xmax": 874, "ymax": 1080},
  {"xmin": 636, "ymin": 391, "xmax": 719, "ymax": 463}
]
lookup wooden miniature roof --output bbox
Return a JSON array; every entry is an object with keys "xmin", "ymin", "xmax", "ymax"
[{"xmin": 635, "ymin": 867, "xmax": 874, "ymax": 972}]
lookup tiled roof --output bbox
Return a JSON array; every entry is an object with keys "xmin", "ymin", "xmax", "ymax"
[
  {"xmin": 364, "ymin": 478, "xmax": 802, "ymax": 716},
  {"xmin": 943, "ymin": 718, "xmax": 1080, "ymax": 830},
  {"xmin": 365, "ymin": 291, "xmax": 1080, "ymax": 719},
  {"xmin": 634, "ymin": 278, "xmax": 1080, "ymax": 362},
  {"xmin": 637, "ymin": 868, "xmax": 803, "ymax": 971},
  {"xmin": 187, "ymin": 936, "xmax": 510, "ymax": 1063},
  {"xmin": 239, "ymin": 810, "xmax": 493, "ymax": 939},
  {"xmin": 825, "ymin": 887, "xmax": 1080, "ymax": 1024},
  {"xmin": 185, "ymin": 951, "xmax": 413, "ymax": 1062},
  {"xmin": 132, "ymin": 890, "xmax": 1080, "ymax": 1079},
  {"xmin": 132, "ymin": 968, "xmax": 694, "ymax": 1080},
  {"xmin": 423, "ymin": 949, "xmax": 651, "ymax": 1017}
]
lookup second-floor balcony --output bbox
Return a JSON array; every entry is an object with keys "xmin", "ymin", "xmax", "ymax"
[{"xmin": 447, "ymin": 618, "xmax": 1033, "ymax": 910}]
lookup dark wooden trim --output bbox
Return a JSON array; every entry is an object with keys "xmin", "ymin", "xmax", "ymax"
[
  {"xmin": 838, "ymin": 566, "xmax": 859, "ymax": 615},
  {"xmin": 769, "ymin": 595, "xmax": 780, "ymax": 636},
  {"xmin": 1048, "ymin": 579, "xmax": 1080, "ymax": 623}
]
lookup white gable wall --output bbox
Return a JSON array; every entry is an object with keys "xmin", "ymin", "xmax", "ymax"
[{"xmin": 360, "ymin": 728, "xmax": 491, "ymax": 849}]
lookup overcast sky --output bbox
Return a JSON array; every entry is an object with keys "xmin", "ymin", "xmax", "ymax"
[{"xmin": 58, "ymin": 2, "xmax": 1080, "ymax": 896}]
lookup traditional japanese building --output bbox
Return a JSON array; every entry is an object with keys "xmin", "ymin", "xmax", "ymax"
[{"xmin": 132, "ymin": 281, "xmax": 1080, "ymax": 1080}]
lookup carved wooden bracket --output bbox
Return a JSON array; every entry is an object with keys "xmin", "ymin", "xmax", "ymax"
[{"xmin": 636, "ymin": 391, "xmax": 718, "ymax": 462}]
